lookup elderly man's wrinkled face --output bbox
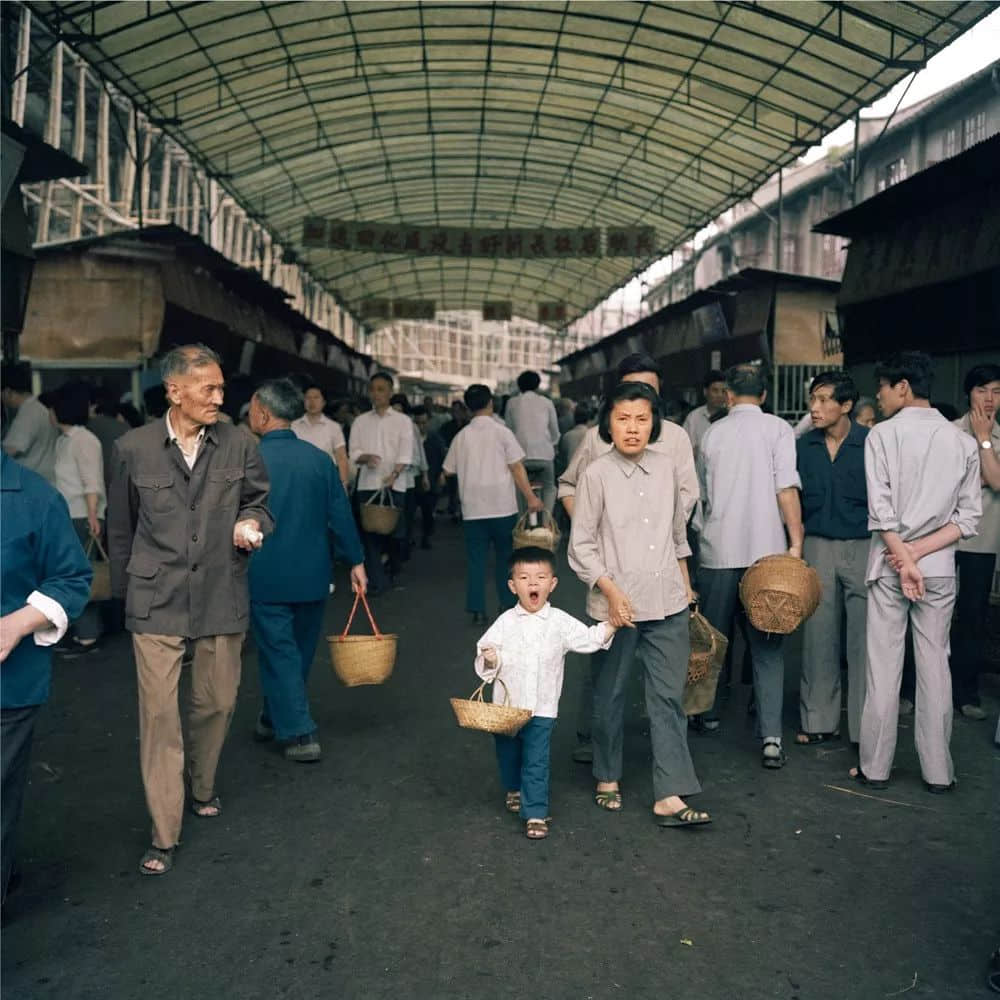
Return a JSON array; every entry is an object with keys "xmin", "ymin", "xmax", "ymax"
[{"xmin": 166, "ymin": 363, "xmax": 224, "ymax": 426}]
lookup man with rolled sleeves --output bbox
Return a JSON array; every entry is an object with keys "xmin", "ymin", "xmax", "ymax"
[
  {"xmin": 108, "ymin": 345, "xmax": 272, "ymax": 876},
  {"xmin": 795, "ymin": 371, "xmax": 870, "ymax": 747}
]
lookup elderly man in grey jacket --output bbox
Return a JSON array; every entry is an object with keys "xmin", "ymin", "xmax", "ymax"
[{"xmin": 108, "ymin": 344, "xmax": 272, "ymax": 876}]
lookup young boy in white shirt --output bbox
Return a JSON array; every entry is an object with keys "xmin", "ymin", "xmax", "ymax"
[{"xmin": 475, "ymin": 547, "xmax": 617, "ymax": 840}]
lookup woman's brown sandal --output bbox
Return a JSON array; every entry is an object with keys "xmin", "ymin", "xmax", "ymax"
[{"xmin": 525, "ymin": 819, "xmax": 549, "ymax": 840}]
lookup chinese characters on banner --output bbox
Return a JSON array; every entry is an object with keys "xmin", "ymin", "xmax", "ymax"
[{"xmin": 302, "ymin": 219, "xmax": 648, "ymax": 259}]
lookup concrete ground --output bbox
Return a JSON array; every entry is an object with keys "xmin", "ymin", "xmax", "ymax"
[{"xmin": 2, "ymin": 519, "xmax": 998, "ymax": 1000}]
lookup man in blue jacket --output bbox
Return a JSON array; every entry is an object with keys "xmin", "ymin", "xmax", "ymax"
[
  {"xmin": 248, "ymin": 379, "xmax": 367, "ymax": 762},
  {"xmin": 1, "ymin": 454, "xmax": 92, "ymax": 905}
]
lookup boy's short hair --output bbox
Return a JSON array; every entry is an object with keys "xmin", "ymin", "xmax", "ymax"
[
  {"xmin": 463, "ymin": 383, "xmax": 492, "ymax": 412},
  {"xmin": 616, "ymin": 352, "xmax": 660, "ymax": 381},
  {"xmin": 963, "ymin": 363, "xmax": 1000, "ymax": 396},
  {"xmin": 508, "ymin": 546, "xmax": 556, "ymax": 574},
  {"xmin": 598, "ymin": 381, "xmax": 662, "ymax": 444},
  {"xmin": 808, "ymin": 370, "xmax": 859, "ymax": 411},
  {"xmin": 369, "ymin": 371, "xmax": 394, "ymax": 388},
  {"xmin": 573, "ymin": 402, "xmax": 591, "ymax": 425},
  {"xmin": 703, "ymin": 369, "xmax": 726, "ymax": 389},
  {"xmin": 874, "ymin": 351, "xmax": 934, "ymax": 400}
]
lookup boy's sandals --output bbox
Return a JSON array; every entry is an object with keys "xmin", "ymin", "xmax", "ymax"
[
  {"xmin": 505, "ymin": 791, "xmax": 521, "ymax": 814},
  {"xmin": 190, "ymin": 795, "xmax": 222, "ymax": 818},
  {"xmin": 139, "ymin": 845, "xmax": 175, "ymax": 876},
  {"xmin": 525, "ymin": 819, "xmax": 549, "ymax": 840},
  {"xmin": 594, "ymin": 789, "xmax": 622, "ymax": 811}
]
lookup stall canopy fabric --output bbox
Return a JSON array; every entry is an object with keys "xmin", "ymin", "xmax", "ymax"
[{"xmin": 26, "ymin": 1, "xmax": 994, "ymax": 326}]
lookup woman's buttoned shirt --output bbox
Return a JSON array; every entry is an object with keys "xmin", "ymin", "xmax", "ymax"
[{"xmin": 569, "ymin": 448, "xmax": 691, "ymax": 622}]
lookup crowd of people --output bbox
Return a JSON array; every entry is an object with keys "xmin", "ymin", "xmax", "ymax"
[{"xmin": 0, "ymin": 347, "xmax": 996, "ymax": 882}]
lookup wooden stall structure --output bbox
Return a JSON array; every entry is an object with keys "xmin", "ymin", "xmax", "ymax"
[
  {"xmin": 18, "ymin": 224, "xmax": 375, "ymax": 408},
  {"xmin": 556, "ymin": 268, "xmax": 841, "ymax": 421},
  {"xmin": 814, "ymin": 133, "xmax": 1000, "ymax": 407}
]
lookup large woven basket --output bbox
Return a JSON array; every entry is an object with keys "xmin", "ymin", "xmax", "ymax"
[
  {"xmin": 688, "ymin": 610, "xmax": 728, "ymax": 684},
  {"xmin": 85, "ymin": 535, "xmax": 112, "ymax": 603},
  {"xmin": 450, "ymin": 677, "xmax": 532, "ymax": 736},
  {"xmin": 328, "ymin": 591, "xmax": 397, "ymax": 687},
  {"xmin": 360, "ymin": 489, "xmax": 401, "ymax": 535},
  {"xmin": 739, "ymin": 554, "xmax": 822, "ymax": 634},
  {"xmin": 512, "ymin": 509, "xmax": 561, "ymax": 551}
]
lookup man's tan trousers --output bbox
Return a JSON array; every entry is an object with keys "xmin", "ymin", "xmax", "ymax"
[{"xmin": 132, "ymin": 633, "xmax": 243, "ymax": 849}]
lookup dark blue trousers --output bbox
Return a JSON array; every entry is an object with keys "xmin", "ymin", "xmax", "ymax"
[
  {"xmin": 463, "ymin": 514, "xmax": 517, "ymax": 615},
  {"xmin": 494, "ymin": 716, "xmax": 555, "ymax": 819},
  {"xmin": 250, "ymin": 600, "xmax": 326, "ymax": 742}
]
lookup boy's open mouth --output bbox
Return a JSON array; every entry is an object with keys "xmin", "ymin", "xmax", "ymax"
[{"xmin": 528, "ymin": 590, "xmax": 540, "ymax": 602}]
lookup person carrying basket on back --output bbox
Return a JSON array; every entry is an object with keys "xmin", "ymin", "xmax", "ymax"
[{"xmin": 474, "ymin": 546, "xmax": 617, "ymax": 840}]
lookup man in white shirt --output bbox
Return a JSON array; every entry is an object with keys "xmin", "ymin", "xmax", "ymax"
[
  {"xmin": 443, "ymin": 384, "xmax": 543, "ymax": 625},
  {"xmin": 291, "ymin": 384, "xmax": 350, "ymax": 488},
  {"xmin": 682, "ymin": 369, "xmax": 728, "ymax": 461},
  {"xmin": 504, "ymin": 370, "xmax": 560, "ymax": 513},
  {"xmin": 695, "ymin": 364, "xmax": 804, "ymax": 769},
  {"xmin": 2, "ymin": 362, "xmax": 59, "ymax": 485},
  {"xmin": 854, "ymin": 352, "xmax": 980, "ymax": 793},
  {"xmin": 349, "ymin": 373, "xmax": 417, "ymax": 595}
]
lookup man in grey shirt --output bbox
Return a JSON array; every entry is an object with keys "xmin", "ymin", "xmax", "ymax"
[
  {"xmin": 2, "ymin": 362, "xmax": 59, "ymax": 485},
  {"xmin": 852, "ymin": 352, "xmax": 980, "ymax": 794},
  {"xmin": 694, "ymin": 363, "xmax": 804, "ymax": 769}
]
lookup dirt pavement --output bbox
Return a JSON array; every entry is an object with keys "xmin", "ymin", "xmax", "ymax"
[{"xmin": 2, "ymin": 520, "xmax": 997, "ymax": 999}]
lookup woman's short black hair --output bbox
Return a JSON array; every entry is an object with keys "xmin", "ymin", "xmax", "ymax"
[
  {"xmin": 616, "ymin": 353, "xmax": 660, "ymax": 381},
  {"xmin": 52, "ymin": 382, "xmax": 91, "ymax": 426},
  {"xmin": 963, "ymin": 363, "xmax": 1000, "ymax": 396},
  {"xmin": 598, "ymin": 381, "xmax": 662, "ymax": 445}
]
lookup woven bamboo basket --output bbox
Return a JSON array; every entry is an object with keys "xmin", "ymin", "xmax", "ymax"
[
  {"xmin": 85, "ymin": 535, "xmax": 112, "ymax": 603},
  {"xmin": 360, "ymin": 489, "xmax": 401, "ymax": 535},
  {"xmin": 328, "ymin": 591, "xmax": 397, "ymax": 687},
  {"xmin": 739, "ymin": 554, "xmax": 822, "ymax": 634},
  {"xmin": 512, "ymin": 509, "xmax": 561, "ymax": 551},
  {"xmin": 687, "ymin": 610, "xmax": 727, "ymax": 683},
  {"xmin": 450, "ymin": 677, "xmax": 532, "ymax": 736}
]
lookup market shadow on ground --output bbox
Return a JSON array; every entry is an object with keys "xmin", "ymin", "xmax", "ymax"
[{"xmin": 2, "ymin": 519, "xmax": 997, "ymax": 1000}]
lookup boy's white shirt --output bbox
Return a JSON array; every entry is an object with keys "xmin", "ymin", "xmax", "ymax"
[{"xmin": 474, "ymin": 603, "xmax": 614, "ymax": 718}]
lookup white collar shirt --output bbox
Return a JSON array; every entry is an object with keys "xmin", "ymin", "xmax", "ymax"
[
  {"xmin": 54, "ymin": 425, "xmax": 106, "ymax": 519},
  {"xmin": 504, "ymin": 390, "xmax": 560, "ymax": 461},
  {"xmin": 954, "ymin": 414, "xmax": 1000, "ymax": 556},
  {"xmin": 291, "ymin": 413, "xmax": 346, "ymax": 463},
  {"xmin": 442, "ymin": 416, "xmax": 525, "ymax": 519},
  {"xmin": 865, "ymin": 407, "xmax": 981, "ymax": 580},
  {"xmin": 682, "ymin": 405, "xmax": 714, "ymax": 456},
  {"xmin": 474, "ymin": 603, "xmax": 614, "ymax": 718},
  {"xmin": 165, "ymin": 410, "xmax": 207, "ymax": 470},
  {"xmin": 348, "ymin": 408, "xmax": 417, "ymax": 491},
  {"xmin": 698, "ymin": 404, "xmax": 802, "ymax": 569}
]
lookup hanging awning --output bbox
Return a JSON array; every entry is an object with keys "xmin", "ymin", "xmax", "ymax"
[{"xmin": 26, "ymin": 1, "xmax": 993, "ymax": 325}]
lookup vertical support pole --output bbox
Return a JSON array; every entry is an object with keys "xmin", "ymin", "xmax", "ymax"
[
  {"xmin": 120, "ymin": 107, "xmax": 137, "ymax": 218},
  {"xmin": 11, "ymin": 7, "xmax": 30, "ymax": 125},
  {"xmin": 158, "ymin": 147, "xmax": 171, "ymax": 225},
  {"xmin": 850, "ymin": 110, "xmax": 860, "ymax": 206},
  {"xmin": 70, "ymin": 59, "xmax": 87, "ymax": 238},
  {"xmin": 208, "ymin": 178, "xmax": 221, "ymax": 247},
  {"xmin": 95, "ymin": 89, "xmax": 110, "ymax": 233},
  {"xmin": 190, "ymin": 169, "xmax": 201, "ymax": 238},
  {"xmin": 775, "ymin": 166, "xmax": 783, "ymax": 271},
  {"xmin": 38, "ymin": 42, "xmax": 64, "ymax": 242},
  {"xmin": 138, "ymin": 125, "xmax": 152, "ymax": 227}
]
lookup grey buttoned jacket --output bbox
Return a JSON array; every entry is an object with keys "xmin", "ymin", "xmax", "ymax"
[{"xmin": 107, "ymin": 417, "xmax": 273, "ymax": 638}]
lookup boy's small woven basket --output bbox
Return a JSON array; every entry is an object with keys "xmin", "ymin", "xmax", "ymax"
[
  {"xmin": 687, "ymin": 610, "xmax": 727, "ymax": 683},
  {"xmin": 327, "ymin": 591, "xmax": 397, "ymax": 687},
  {"xmin": 739, "ymin": 554, "xmax": 822, "ymax": 634},
  {"xmin": 360, "ymin": 488, "xmax": 401, "ymax": 535},
  {"xmin": 450, "ymin": 677, "xmax": 532, "ymax": 736},
  {"xmin": 512, "ymin": 509, "xmax": 560, "ymax": 551}
]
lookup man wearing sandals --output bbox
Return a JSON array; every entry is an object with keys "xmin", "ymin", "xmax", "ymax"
[
  {"xmin": 795, "ymin": 371, "xmax": 870, "ymax": 748},
  {"xmin": 247, "ymin": 379, "xmax": 367, "ymax": 763},
  {"xmin": 108, "ymin": 345, "xmax": 272, "ymax": 875}
]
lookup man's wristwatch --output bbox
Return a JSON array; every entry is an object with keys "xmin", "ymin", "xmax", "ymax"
[{"xmin": 981, "ymin": 439, "xmax": 993, "ymax": 451}]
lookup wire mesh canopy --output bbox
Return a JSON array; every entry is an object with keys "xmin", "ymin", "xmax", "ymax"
[{"xmin": 27, "ymin": 1, "xmax": 993, "ymax": 326}]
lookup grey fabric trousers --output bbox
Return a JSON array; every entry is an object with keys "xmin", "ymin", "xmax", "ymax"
[
  {"xmin": 520, "ymin": 459, "xmax": 556, "ymax": 514},
  {"xmin": 592, "ymin": 613, "xmax": 701, "ymax": 800},
  {"xmin": 1, "ymin": 705, "xmax": 40, "ymax": 904},
  {"xmin": 698, "ymin": 567, "xmax": 785, "ymax": 740},
  {"xmin": 860, "ymin": 576, "xmax": 956, "ymax": 786},
  {"xmin": 800, "ymin": 536, "xmax": 868, "ymax": 741}
]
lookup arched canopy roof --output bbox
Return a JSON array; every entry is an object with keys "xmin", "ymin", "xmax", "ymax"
[{"xmin": 27, "ymin": 1, "xmax": 994, "ymax": 325}]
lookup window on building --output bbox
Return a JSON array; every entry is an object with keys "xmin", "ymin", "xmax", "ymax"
[
  {"xmin": 962, "ymin": 111, "xmax": 986, "ymax": 149},
  {"xmin": 781, "ymin": 235, "xmax": 798, "ymax": 272},
  {"xmin": 877, "ymin": 158, "xmax": 907, "ymax": 192},
  {"xmin": 821, "ymin": 234, "xmax": 842, "ymax": 278},
  {"xmin": 943, "ymin": 126, "xmax": 958, "ymax": 159}
]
